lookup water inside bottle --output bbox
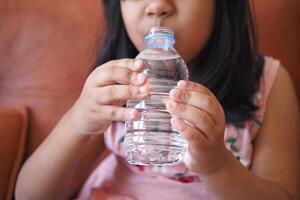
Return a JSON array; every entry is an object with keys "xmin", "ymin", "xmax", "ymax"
[{"xmin": 125, "ymin": 56, "xmax": 188, "ymax": 165}]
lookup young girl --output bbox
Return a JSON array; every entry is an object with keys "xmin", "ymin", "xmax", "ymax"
[{"xmin": 15, "ymin": 0, "xmax": 300, "ymax": 200}]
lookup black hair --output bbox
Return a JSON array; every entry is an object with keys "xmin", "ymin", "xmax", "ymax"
[{"xmin": 98, "ymin": 0, "xmax": 264, "ymax": 126}]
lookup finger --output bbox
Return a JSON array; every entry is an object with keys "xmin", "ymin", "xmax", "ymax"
[
  {"xmin": 177, "ymin": 80, "xmax": 214, "ymax": 96},
  {"xmin": 171, "ymin": 116, "xmax": 208, "ymax": 144},
  {"xmin": 169, "ymin": 89, "xmax": 222, "ymax": 125},
  {"xmin": 171, "ymin": 116, "xmax": 208, "ymax": 172},
  {"xmin": 166, "ymin": 101, "xmax": 218, "ymax": 140},
  {"xmin": 170, "ymin": 89, "xmax": 218, "ymax": 117},
  {"xmin": 103, "ymin": 59, "xmax": 144, "ymax": 72},
  {"xmin": 99, "ymin": 105, "xmax": 140, "ymax": 121},
  {"xmin": 90, "ymin": 59, "xmax": 147, "ymax": 86},
  {"xmin": 172, "ymin": 80, "xmax": 224, "ymax": 125},
  {"xmin": 95, "ymin": 85, "xmax": 150, "ymax": 105}
]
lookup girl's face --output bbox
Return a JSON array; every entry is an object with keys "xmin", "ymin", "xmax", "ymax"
[{"xmin": 120, "ymin": 0, "xmax": 215, "ymax": 63}]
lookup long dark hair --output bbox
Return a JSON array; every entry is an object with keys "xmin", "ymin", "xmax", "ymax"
[{"xmin": 98, "ymin": 0, "xmax": 264, "ymax": 126}]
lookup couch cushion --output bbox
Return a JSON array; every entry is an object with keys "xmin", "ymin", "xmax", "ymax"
[
  {"xmin": 0, "ymin": 107, "xmax": 28, "ymax": 200},
  {"xmin": 0, "ymin": 0, "xmax": 105, "ymax": 157}
]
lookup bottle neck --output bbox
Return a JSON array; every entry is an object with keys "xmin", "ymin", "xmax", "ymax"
[
  {"xmin": 147, "ymin": 38, "xmax": 175, "ymax": 49},
  {"xmin": 145, "ymin": 29, "xmax": 175, "ymax": 49}
]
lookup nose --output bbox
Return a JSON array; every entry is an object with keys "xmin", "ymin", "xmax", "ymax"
[{"xmin": 145, "ymin": 0, "xmax": 175, "ymax": 19}]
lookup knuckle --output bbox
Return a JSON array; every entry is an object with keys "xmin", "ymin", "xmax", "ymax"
[
  {"xmin": 117, "ymin": 109, "xmax": 125, "ymax": 120},
  {"xmin": 129, "ymin": 72, "xmax": 138, "ymax": 83},
  {"xmin": 109, "ymin": 66, "xmax": 118, "ymax": 80},
  {"xmin": 116, "ymin": 109, "xmax": 126, "ymax": 120},
  {"xmin": 108, "ymin": 108, "xmax": 117, "ymax": 119},
  {"xmin": 202, "ymin": 96, "xmax": 212, "ymax": 108},
  {"xmin": 198, "ymin": 111, "xmax": 209, "ymax": 122},
  {"xmin": 125, "ymin": 70, "xmax": 132, "ymax": 83},
  {"xmin": 178, "ymin": 104, "xmax": 186, "ymax": 112},
  {"xmin": 108, "ymin": 59, "xmax": 126, "ymax": 67},
  {"xmin": 127, "ymin": 86, "xmax": 135, "ymax": 98},
  {"xmin": 120, "ymin": 58, "xmax": 133, "ymax": 68},
  {"xmin": 190, "ymin": 82, "xmax": 198, "ymax": 90},
  {"xmin": 105, "ymin": 59, "xmax": 117, "ymax": 66},
  {"xmin": 107, "ymin": 86, "xmax": 116, "ymax": 98},
  {"xmin": 101, "ymin": 60, "xmax": 119, "ymax": 71},
  {"xmin": 117, "ymin": 86, "xmax": 135, "ymax": 100},
  {"xmin": 183, "ymin": 91, "xmax": 192, "ymax": 103},
  {"xmin": 108, "ymin": 108, "xmax": 125, "ymax": 120},
  {"xmin": 111, "ymin": 66, "xmax": 132, "ymax": 83}
]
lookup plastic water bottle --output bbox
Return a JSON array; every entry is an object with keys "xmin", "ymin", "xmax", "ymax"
[{"xmin": 124, "ymin": 27, "xmax": 189, "ymax": 165}]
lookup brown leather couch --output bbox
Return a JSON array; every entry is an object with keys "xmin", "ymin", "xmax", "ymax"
[{"xmin": 0, "ymin": 1, "xmax": 299, "ymax": 199}]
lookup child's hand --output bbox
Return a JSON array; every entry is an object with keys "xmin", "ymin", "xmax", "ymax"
[
  {"xmin": 68, "ymin": 59, "xmax": 149, "ymax": 136},
  {"xmin": 167, "ymin": 80, "xmax": 228, "ymax": 176}
]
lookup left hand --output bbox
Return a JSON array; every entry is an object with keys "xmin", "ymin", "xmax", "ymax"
[{"xmin": 166, "ymin": 80, "xmax": 229, "ymax": 176}]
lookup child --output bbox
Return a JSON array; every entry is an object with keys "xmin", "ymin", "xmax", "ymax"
[{"xmin": 15, "ymin": 0, "xmax": 300, "ymax": 200}]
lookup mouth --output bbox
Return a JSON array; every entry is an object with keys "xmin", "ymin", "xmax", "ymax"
[
  {"xmin": 144, "ymin": 26, "xmax": 174, "ymax": 40},
  {"xmin": 145, "ymin": 18, "xmax": 166, "ymax": 32}
]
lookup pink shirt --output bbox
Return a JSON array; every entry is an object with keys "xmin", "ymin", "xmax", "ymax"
[{"xmin": 78, "ymin": 56, "xmax": 280, "ymax": 200}]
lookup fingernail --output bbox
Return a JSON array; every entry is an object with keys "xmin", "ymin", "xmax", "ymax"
[
  {"xmin": 171, "ymin": 116, "xmax": 183, "ymax": 130},
  {"xmin": 137, "ymin": 73, "xmax": 145, "ymax": 81},
  {"xmin": 131, "ymin": 73, "xmax": 145, "ymax": 85},
  {"xmin": 170, "ymin": 89, "xmax": 180, "ymax": 98},
  {"xmin": 128, "ymin": 109, "xmax": 138, "ymax": 119},
  {"xmin": 167, "ymin": 101, "xmax": 177, "ymax": 109},
  {"xmin": 139, "ymin": 86, "xmax": 147, "ymax": 94},
  {"xmin": 133, "ymin": 60, "xmax": 143, "ymax": 70},
  {"xmin": 177, "ymin": 80, "xmax": 187, "ymax": 88}
]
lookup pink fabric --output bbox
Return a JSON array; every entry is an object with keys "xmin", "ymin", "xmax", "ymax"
[{"xmin": 78, "ymin": 56, "xmax": 280, "ymax": 200}]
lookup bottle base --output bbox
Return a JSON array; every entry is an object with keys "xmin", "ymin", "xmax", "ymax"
[{"xmin": 125, "ymin": 144, "xmax": 186, "ymax": 166}]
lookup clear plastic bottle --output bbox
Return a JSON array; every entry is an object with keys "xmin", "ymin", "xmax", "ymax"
[{"xmin": 124, "ymin": 27, "xmax": 189, "ymax": 165}]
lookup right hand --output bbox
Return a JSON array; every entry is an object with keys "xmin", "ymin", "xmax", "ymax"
[{"xmin": 67, "ymin": 59, "xmax": 149, "ymax": 136}]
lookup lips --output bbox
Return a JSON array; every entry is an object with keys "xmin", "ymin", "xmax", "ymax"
[{"xmin": 145, "ymin": 18, "xmax": 165, "ymax": 32}]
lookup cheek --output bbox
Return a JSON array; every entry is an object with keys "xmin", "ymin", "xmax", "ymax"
[
  {"xmin": 124, "ymin": 21, "xmax": 145, "ymax": 51},
  {"xmin": 121, "ymin": 5, "xmax": 145, "ymax": 52},
  {"xmin": 176, "ymin": 26, "xmax": 213, "ymax": 63},
  {"xmin": 176, "ymin": 11, "xmax": 215, "ymax": 62}
]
